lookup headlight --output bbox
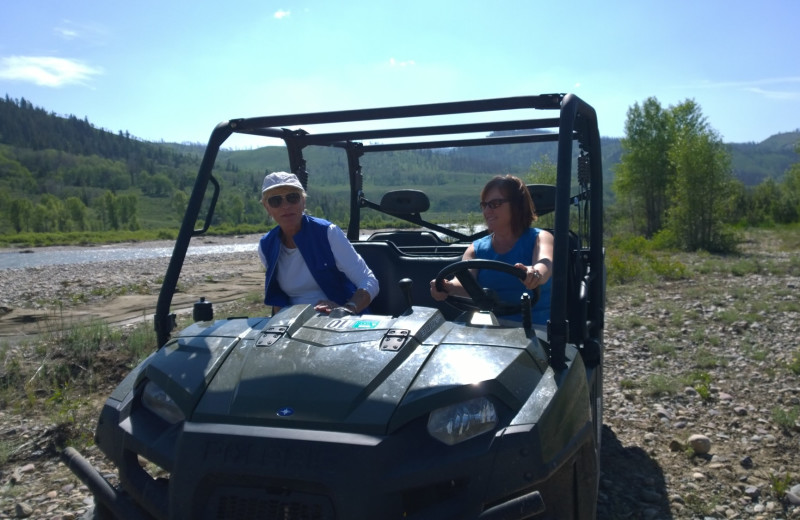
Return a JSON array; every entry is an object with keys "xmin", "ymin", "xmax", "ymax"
[
  {"xmin": 141, "ymin": 381, "xmax": 185, "ymax": 424},
  {"xmin": 427, "ymin": 397, "xmax": 497, "ymax": 445}
]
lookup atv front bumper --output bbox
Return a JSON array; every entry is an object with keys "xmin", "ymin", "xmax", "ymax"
[{"xmin": 64, "ymin": 414, "xmax": 596, "ymax": 520}]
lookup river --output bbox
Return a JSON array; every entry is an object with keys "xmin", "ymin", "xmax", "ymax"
[
  {"xmin": 0, "ymin": 241, "xmax": 259, "ymax": 270},
  {"xmin": 0, "ymin": 225, "xmax": 480, "ymax": 271},
  {"xmin": 0, "ymin": 229, "xmax": 397, "ymax": 270}
]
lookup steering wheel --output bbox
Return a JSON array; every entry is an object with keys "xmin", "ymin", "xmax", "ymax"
[{"xmin": 434, "ymin": 259, "xmax": 539, "ymax": 316}]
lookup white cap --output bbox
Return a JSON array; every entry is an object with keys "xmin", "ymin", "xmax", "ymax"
[{"xmin": 261, "ymin": 171, "xmax": 304, "ymax": 195}]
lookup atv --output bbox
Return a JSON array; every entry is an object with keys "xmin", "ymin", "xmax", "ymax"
[{"xmin": 63, "ymin": 93, "xmax": 605, "ymax": 519}]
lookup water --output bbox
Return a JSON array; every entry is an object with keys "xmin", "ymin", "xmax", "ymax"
[
  {"xmin": 0, "ymin": 242, "xmax": 258, "ymax": 270},
  {"xmin": 0, "ymin": 226, "xmax": 478, "ymax": 270}
]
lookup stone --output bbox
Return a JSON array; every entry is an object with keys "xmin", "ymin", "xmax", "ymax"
[
  {"xmin": 786, "ymin": 484, "xmax": 800, "ymax": 506},
  {"xmin": 14, "ymin": 502, "xmax": 33, "ymax": 518},
  {"xmin": 687, "ymin": 434, "xmax": 712, "ymax": 455}
]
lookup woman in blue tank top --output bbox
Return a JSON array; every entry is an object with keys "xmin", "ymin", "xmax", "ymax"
[{"xmin": 430, "ymin": 175, "xmax": 553, "ymax": 325}]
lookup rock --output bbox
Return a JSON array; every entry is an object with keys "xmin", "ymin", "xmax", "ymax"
[
  {"xmin": 786, "ymin": 484, "xmax": 800, "ymax": 505},
  {"xmin": 14, "ymin": 501, "xmax": 33, "ymax": 518},
  {"xmin": 744, "ymin": 485, "xmax": 760, "ymax": 499},
  {"xmin": 687, "ymin": 434, "xmax": 712, "ymax": 455}
]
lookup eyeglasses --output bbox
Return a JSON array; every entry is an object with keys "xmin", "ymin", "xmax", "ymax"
[
  {"xmin": 479, "ymin": 198, "xmax": 509, "ymax": 210},
  {"xmin": 266, "ymin": 192, "xmax": 302, "ymax": 208}
]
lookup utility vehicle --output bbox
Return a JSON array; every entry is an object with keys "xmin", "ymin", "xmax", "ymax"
[{"xmin": 63, "ymin": 93, "xmax": 605, "ymax": 519}]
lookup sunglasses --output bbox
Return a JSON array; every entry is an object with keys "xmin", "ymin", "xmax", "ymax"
[
  {"xmin": 479, "ymin": 198, "xmax": 509, "ymax": 210},
  {"xmin": 267, "ymin": 192, "xmax": 302, "ymax": 208}
]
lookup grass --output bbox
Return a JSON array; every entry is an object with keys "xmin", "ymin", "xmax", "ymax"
[
  {"xmin": 772, "ymin": 406, "xmax": 800, "ymax": 431},
  {"xmin": 0, "ymin": 288, "xmax": 268, "ymax": 406},
  {"xmin": 608, "ymin": 226, "xmax": 800, "ymax": 289},
  {"xmin": 789, "ymin": 351, "xmax": 800, "ymax": 375},
  {"xmin": 642, "ymin": 374, "xmax": 681, "ymax": 396},
  {"xmin": 682, "ymin": 371, "xmax": 713, "ymax": 401},
  {"xmin": 683, "ymin": 492, "xmax": 716, "ymax": 516},
  {"xmin": 769, "ymin": 472, "xmax": 794, "ymax": 500},
  {"xmin": 0, "ymin": 290, "xmax": 270, "ymax": 465}
]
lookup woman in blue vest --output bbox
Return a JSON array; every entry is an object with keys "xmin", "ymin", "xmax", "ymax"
[
  {"xmin": 258, "ymin": 172, "xmax": 379, "ymax": 315},
  {"xmin": 429, "ymin": 175, "xmax": 553, "ymax": 325}
]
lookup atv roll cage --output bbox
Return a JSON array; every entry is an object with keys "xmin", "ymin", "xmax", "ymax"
[{"xmin": 154, "ymin": 93, "xmax": 604, "ymax": 371}]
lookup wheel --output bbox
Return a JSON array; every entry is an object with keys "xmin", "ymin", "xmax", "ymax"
[{"xmin": 434, "ymin": 259, "xmax": 538, "ymax": 316}]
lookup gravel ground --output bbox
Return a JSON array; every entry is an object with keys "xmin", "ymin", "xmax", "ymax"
[{"xmin": 1, "ymin": 233, "xmax": 799, "ymax": 519}]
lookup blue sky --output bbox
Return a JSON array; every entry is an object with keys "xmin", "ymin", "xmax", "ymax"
[{"xmin": 1, "ymin": 0, "xmax": 799, "ymax": 149}]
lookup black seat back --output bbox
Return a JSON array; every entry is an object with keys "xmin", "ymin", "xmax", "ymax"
[{"xmin": 354, "ymin": 241, "xmax": 462, "ymax": 319}]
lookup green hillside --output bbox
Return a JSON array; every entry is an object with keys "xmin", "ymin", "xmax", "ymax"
[{"xmin": 1, "ymin": 95, "xmax": 798, "ymax": 242}]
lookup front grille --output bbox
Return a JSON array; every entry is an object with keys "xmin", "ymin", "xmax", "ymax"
[{"xmin": 207, "ymin": 487, "xmax": 335, "ymax": 520}]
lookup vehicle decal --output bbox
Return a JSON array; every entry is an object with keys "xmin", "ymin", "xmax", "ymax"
[
  {"xmin": 276, "ymin": 407, "xmax": 294, "ymax": 417},
  {"xmin": 324, "ymin": 319, "xmax": 382, "ymax": 330},
  {"xmin": 353, "ymin": 320, "xmax": 380, "ymax": 329}
]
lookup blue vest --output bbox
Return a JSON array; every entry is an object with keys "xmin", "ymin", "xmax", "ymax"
[
  {"xmin": 473, "ymin": 228, "xmax": 552, "ymax": 325},
  {"xmin": 259, "ymin": 215, "xmax": 356, "ymax": 308}
]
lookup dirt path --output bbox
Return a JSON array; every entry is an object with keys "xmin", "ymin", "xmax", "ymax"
[
  {"xmin": 0, "ymin": 237, "xmax": 266, "ymax": 344},
  {"xmin": 0, "ymin": 272, "xmax": 264, "ymax": 343}
]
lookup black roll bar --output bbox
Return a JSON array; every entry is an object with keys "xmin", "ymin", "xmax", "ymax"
[{"xmin": 153, "ymin": 94, "xmax": 604, "ymax": 374}]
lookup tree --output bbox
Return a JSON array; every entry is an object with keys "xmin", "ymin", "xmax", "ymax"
[
  {"xmin": 613, "ymin": 97, "xmax": 673, "ymax": 237},
  {"xmin": 99, "ymin": 191, "xmax": 120, "ymax": 230},
  {"xmin": 8, "ymin": 198, "xmax": 34, "ymax": 232},
  {"xmin": 171, "ymin": 190, "xmax": 189, "ymax": 219},
  {"xmin": 118, "ymin": 194, "xmax": 140, "ymax": 231},
  {"xmin": 526, "ymin": 154, "xmax": 557, "ymax": 185},
  {"xmin": 525, "ymin": 155, "xmax": 557, "ymax": 228},
  {"xmin": 778, "ymin": 143, "xmax": 800, "ymax": 222},
  {"xmin": 64, "ymin": 196, "xmax": 89, "ymax": 231},
  {"xmin": 666, "ymin": 125, "xmax": 736, "ymax": 252},
  {"xmin": 145, "ymin": 173, "xmax": 174, "ymax": 197}
]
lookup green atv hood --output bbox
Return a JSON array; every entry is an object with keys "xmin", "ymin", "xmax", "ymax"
[{"xmin": 140, "ymin": 305, "xmax": 547, "ymax": 436}]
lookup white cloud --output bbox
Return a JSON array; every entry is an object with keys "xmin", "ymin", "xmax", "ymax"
[
  {"xmin": 744, "ymin": 87, "xmax": 800, "ymax": 101},
  {"xmin": 389, "ymin": 58, "xmax": 416, "ymax": 67},
  {"xmin": 274, "ymin": 9, "xmax": 290, "ymax": 19},
  {"xmin": 684, "ymin": 77, "xmax": 800, "ymax": 101},
  {"xmin": 689, "ymin": 76, "xmax": 800, "ymax": 90},
  {"xmin": 53, "ymin": 19, "xmax": 108, "ymax": 45},
  {"xmin": 0, "ymin": 56, "xmax": 103, "ymax": 87},
  {"xmin": 55, "ymin": 27, "xmax": 79, "ymax": 40}
]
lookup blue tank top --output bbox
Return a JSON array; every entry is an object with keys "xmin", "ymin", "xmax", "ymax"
[{"xmin": 472, "ymin": 228, "xmax": 552, "ymax": 325}]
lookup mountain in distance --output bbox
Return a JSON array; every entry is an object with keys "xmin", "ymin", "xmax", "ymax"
[{"xmin": 1, "ymin": 95, "xmax": 798, "ymax": 191}]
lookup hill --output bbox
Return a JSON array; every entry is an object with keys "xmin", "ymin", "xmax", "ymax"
[
  {"xmin": 0, "ymin": 95, "xmax": 798, "ymax": 236},
  {"xmin": 727, "ymin": 131, "xmax": 800, "ymax": 185}
]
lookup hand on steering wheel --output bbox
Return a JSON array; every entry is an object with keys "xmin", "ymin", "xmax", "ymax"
[{"xmin": 434, "ymin": 259, "xmax": 539, "ymax": 316}]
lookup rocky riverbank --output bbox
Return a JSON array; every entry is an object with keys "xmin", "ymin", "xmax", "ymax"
[
  {"xmin": 1, "ymin": 232, "xmax": 799, "ymax": 519},
  {"xmin": 0, "ymin": 235, "xmax": 265, "ymax": 344}
]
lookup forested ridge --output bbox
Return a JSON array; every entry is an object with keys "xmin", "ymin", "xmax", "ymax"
[{"xmin": 0, "ymin": 95, "xmax": 798, "ymax": 241}]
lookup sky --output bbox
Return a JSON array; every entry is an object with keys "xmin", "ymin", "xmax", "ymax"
[{"xmin": 1, "ymin": 0, "xmax": 799, "ymax": 150}]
